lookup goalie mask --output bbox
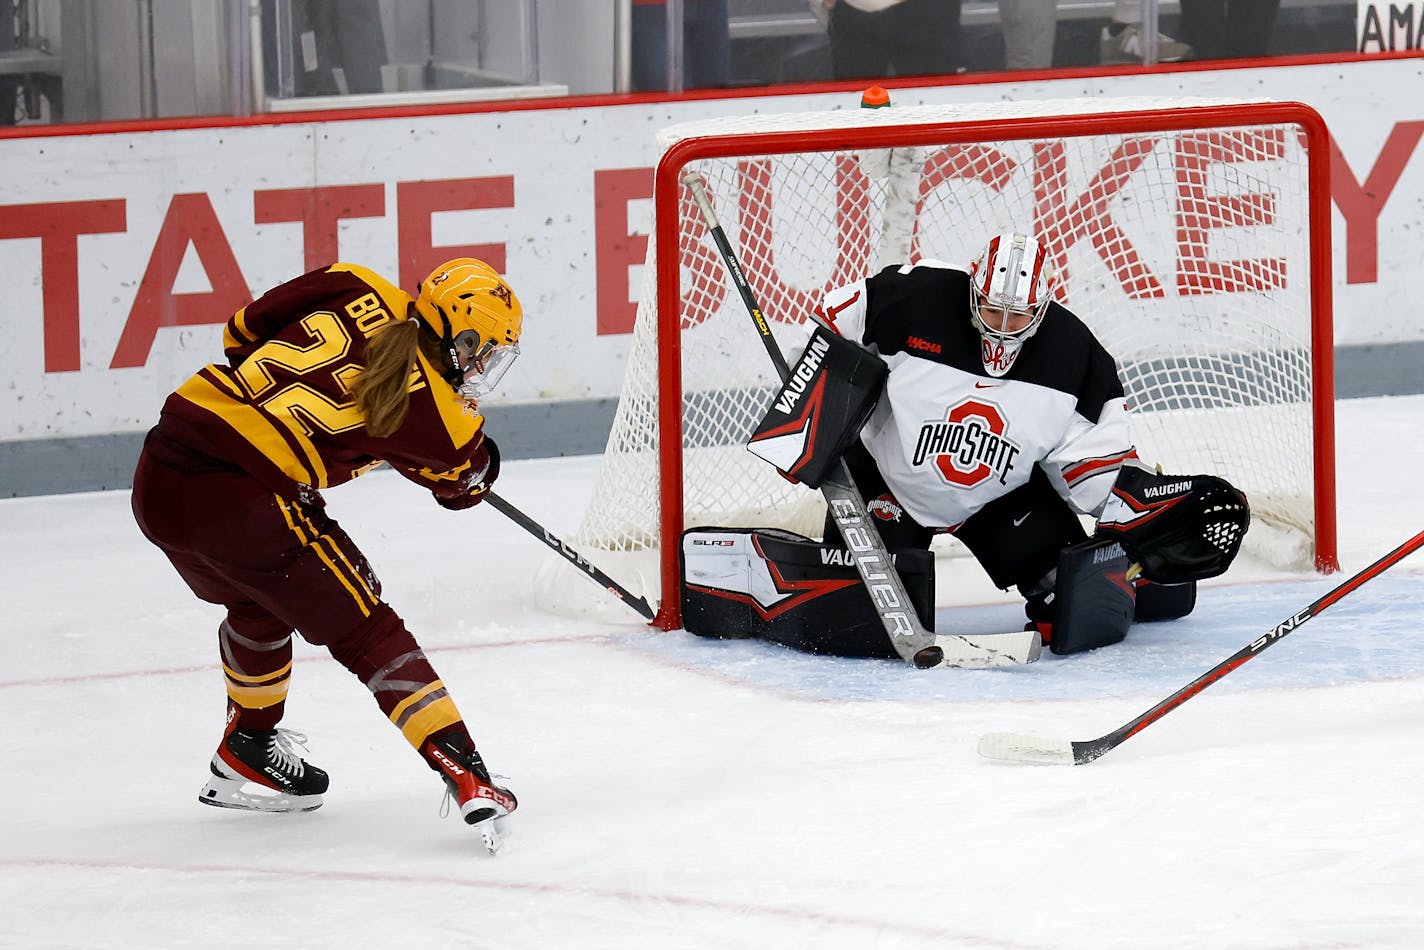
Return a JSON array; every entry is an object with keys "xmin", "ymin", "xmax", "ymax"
[
  {"xmin": 967, "ymin": 232, "xmax": 1058, "ymax": 377},
  {"xmin": 413, "ymin": 258, "xmax": 523, "ymax": 400}
]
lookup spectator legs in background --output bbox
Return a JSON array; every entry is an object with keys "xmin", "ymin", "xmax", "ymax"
[
  {"xmin": 999, "ymin": 0, "xmax": 1057, "ymax": 69},
  {"xmin": 828, "ymin": 1, "xmax": 893, "ymax": 79},
  {"xmin": 630, "ymin": 0, "xmax": 730, "ymax": 92},
  {"xmin": 326, "ymin": 0, "xmax": 386, "ymax": 94},
  {"xmin": 828, "ymin": 0, "xmax": 965, "ymax": 81},
  {"xmin": 1101, "ymin": 0, "xmax": 1193, "ymax": 63},
  {"xmin": 1, "ymin": 1, "xmax": 13, "ymax": 124},
  {"xmin": 264, "ymin": 0, "xmax": 387, "ymax": 97},
  {"xmin": 687, "ymin": 0, "xmax": 732, "ymax": 89},
  {"xmin": 1179, "ymin": 0, "xmax": 1281, "ymax": 59}
]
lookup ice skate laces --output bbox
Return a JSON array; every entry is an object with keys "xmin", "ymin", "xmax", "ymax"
[{"xmin": 268, "ymin": 729, "xmax": 312, "ymax": 777}]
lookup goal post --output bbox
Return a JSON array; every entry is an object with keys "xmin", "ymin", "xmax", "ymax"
[{"xmin": 547, "ymin": 96, "xmax": 1337, "ymax": 630}]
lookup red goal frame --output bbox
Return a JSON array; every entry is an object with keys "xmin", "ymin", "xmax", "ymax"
[{"xmin": 648, "ymin": 101, "xmax": 1338, "ymax": 630}]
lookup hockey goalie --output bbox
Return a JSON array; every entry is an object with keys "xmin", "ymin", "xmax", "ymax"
[{"xmin": 682, "ymin": 231, "xmax": 1250, "ymax": 657}]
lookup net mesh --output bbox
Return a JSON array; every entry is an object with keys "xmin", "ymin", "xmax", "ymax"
[{"xmin": 560, "ymin": 97, "xmax": 1328, "ymax": 611}]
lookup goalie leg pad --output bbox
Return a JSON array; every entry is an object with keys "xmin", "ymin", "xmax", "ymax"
[
  {"xmin": 1133, "ymin": 579, "xmax": 1196, "ymax": 622},
  {"xmin": 680, "ymin": 527, "xmax": 934, "ymax": 659},
  {"xmin": 1047, "ymin": 536, "xmax": 1136, "ymax": 655},
  {"xmin": 746, "ymin": 325, "xmax": 888, "ymax": 489}
]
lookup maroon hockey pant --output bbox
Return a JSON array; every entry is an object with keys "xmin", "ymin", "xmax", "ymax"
[{"xmin": 132, "ymin": 426, "xmax": 469, "ymax": 752}]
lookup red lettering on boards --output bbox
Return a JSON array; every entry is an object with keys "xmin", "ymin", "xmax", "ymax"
[
  {"xmin": 0, "ymin": 177, "xmax": 514, "ymax": 371},
  {"xmin": 0, "ymin": 199, "xmax": 126, "ymax": 372},
  {"xmin": 1326, "ymin": 121, "xmax": 1424, "ymax": 285}
]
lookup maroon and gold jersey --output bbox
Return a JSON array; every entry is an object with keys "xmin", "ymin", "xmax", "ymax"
[{"xmin": 158, "ymin": 263, "xmax": 489, "ymax": 500}]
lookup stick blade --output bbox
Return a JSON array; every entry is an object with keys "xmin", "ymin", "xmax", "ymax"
[
  {"xmin": 976, "ymin": 731, "xmax": 1077, "ymax": 766},
  {"xmin": 916, "ymin": 630, "xmax": 1042, "ymax": 669}
]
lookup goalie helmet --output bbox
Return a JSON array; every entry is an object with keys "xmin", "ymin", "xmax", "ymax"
[
  {"xmin": 413, "ymin": 258, "xmax": 523, "ymax": 400},
  {"xmin": 967, "ymin": 232, "xmax": 1058, "ymax": 377}
]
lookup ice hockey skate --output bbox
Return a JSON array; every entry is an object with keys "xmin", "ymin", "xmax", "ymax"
[
  {"xmin": 423, "ymin": 736, "xmax": 517, "ymax": 854},
  {"xmin": 198, "ymin": 713, "xmax": 329, "ymax": 813}
]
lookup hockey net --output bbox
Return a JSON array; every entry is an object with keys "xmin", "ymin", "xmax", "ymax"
[{"xmin": 539, "ymin": 96, "xmax": 1336, "ymax": 628}]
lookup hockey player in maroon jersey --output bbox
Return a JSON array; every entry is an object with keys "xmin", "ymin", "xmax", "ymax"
[
  {"xmin": 131, "ymin": 259, "xmax": 521, "ymax": 851},
  {"xmin": 694, "ymin": 232, "xmax": 1248, "ymax": 658}
]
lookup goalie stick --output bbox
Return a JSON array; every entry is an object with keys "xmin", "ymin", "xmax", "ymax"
[
  {"xmin": 484, "ymin": 491, "xmax": 656, "ymax": 621},
  {"xmin": 683, "ymin": 172, "xmax": 1040, "ymax": 670},
  {"xmin": 978, "ymin": 527, "xmax": 1424, "ymax": 765}
]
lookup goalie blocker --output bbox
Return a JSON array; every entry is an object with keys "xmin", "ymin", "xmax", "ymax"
[{"xmin": 746, "ymin": 325, "xmax": 888, "ymax": 489}]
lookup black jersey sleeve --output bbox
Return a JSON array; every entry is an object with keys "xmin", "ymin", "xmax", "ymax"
[
  {"xmin": 859, "ymin": 263, "xmax": 970, "ymax": 356},
  {"xmin": 1074, "ymin": 327, "xmax": 1128, "ymax": 422}
]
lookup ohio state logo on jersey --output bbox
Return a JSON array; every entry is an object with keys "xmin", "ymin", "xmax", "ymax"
[
  {"xmin": 912, "ymin": 398, "xmax": 1022, "ymax": 488},
  {"xmin": 867, "ymin": 494, "xmax": 903, "ymax": 522}
]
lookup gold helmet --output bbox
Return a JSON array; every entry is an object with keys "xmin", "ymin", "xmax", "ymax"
[{"xmin": 413, "ymin": 258, "xmax": 523, "ymax": 398}]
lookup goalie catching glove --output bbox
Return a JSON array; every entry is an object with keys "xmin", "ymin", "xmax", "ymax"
[{"xmin": 1095, "ymin": 463, "xmax": 1249, "ymax": 584}]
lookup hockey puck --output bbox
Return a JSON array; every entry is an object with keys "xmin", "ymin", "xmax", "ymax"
[{"xmin": 912, "ymin": 645, "xmax": 943, "ymax": 669}]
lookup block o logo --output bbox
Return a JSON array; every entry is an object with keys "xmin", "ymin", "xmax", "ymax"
[{"xmin": 912, "ymin": 398, "xmax": 1022, "ymax": 488}]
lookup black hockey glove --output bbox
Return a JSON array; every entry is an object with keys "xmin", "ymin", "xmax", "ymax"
[
  {"xmin": 1095, "ymin": 464, "xmax": 1249, "ymax": 584},
  {"xmin": 433, "ymin": 436, "xmax": 500, "ymax": 511}
]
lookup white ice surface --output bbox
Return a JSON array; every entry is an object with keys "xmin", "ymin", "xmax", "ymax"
[{"xmin": 3, "ymin": 395, "xmax": 1424, "ymax": 949}]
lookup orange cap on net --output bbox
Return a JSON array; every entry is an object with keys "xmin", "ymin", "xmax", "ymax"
[{"xmin": 860, "ymin": 85, "xmax": 891, "ymax": 109}]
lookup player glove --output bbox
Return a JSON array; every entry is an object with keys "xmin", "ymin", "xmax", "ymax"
[{"xmin": 433, "ymin": 436, "xmax": 501, "ymax": 511}]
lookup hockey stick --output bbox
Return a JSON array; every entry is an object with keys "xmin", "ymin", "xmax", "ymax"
[
  {"xmin": 683, "ymin": 172, "xmax": 1039, "ymax": 670},
  {"xmin": 978, "ymin": 527, "xmax": 1424, "ymax": 765},
  {"xmin": 484, "ymin": 491, "xmax": 656, "ymax": 621}
]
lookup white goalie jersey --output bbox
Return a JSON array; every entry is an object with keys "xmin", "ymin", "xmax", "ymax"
[{"xmin": 817, "ymin": 259, "xmax": 1137, "ymax": 530}]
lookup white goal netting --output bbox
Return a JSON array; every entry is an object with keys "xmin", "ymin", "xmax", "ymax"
[{"xmin": 541, "ymin": 96, "xmax": 1336, "ymax": 625}]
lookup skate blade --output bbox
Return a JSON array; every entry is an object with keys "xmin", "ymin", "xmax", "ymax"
[
  {"xmin": 462, "ymin": 806, "xmax": 503, "ymax": 854},
  {"xmin": 198, "ymin": 775, "xmax": 323, "ymax": 813},
  {"xmin": 473, "ymin": 815, "xmax": 510, "ymax": 855}
]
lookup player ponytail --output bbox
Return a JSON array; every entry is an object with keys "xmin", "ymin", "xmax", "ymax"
[{"xmin": 353, "ymin": 317, "xmax": 433, "ymax": 438}]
